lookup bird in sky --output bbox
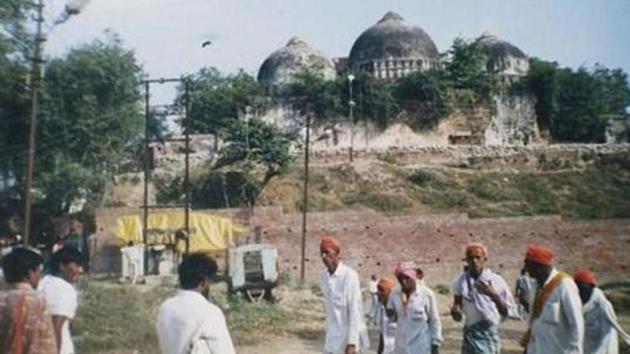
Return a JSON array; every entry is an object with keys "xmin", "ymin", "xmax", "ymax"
[{"xmin": 201, "ymin": 40, "xmax": 212, "ymax": 48}]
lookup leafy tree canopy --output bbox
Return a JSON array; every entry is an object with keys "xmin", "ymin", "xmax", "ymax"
[{"xmin": 184, "ymin": 67, "xmax": 266, "ymax": 135}]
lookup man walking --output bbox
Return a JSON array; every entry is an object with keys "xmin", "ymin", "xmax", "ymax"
[
  {"xmin": 320, "ymin": 234, "xmax": 369, "ymax": 354},
  {"xmin": 376, "ymin": 276, "xmax": 397, "ymax": 354},
  {"xmin": 0, "ymin": 247, "xmax": 57, "ymax": 353},
  {"xmin": 574, "ymin": 269, "xmax": 630, "ymax": 354},
  {"xmin": 450, "ymin": 243, "xmax": 516, "ymax": 354},
  {"xmin": 521, "ymin": 244, "xmax": 583, "ymax": 354},
  {"xmin": 388, "ymin": 261, "xmax": 442, "ymax": 354},
  {"xmin": 156, "ymin": 253, "xmax": 235, "ymax": 354},
  {"xmin": 38, "ymin": 247, "xmax": 82, "ymax": 354}
]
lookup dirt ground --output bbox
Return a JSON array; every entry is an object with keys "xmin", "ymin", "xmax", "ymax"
[{"xmin": 237, "ymin": 292, "xmax": 528, "ymax": 354}]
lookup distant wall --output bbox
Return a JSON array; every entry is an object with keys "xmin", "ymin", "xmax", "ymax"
[
  {"xmin": 92, "ymin": 206, "xmax": 630, "ymax": 287},
  {"xmin": 305, "ymin": 144, "xmax": 630, "ymax": 171},
  {"xmin": 256, "ymin": 210, "xmax": 630, "ymax": 286}
]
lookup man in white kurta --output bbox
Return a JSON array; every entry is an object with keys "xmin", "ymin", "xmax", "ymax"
[
  {"xmin": 574, "ymin": 269, "xmax": 630, "ymax": 354},
  {"xmin": 523, "ymin": 245, "xmax": 584, "ymax": 354},
  {"xmin": 451, "ymin": 243, "xmax": 517, "ymax": 354},
  {"xmin": 320, "ymin": 235, "xmax": 369, "ymax": 354},
  {"xmin": 388, "ymin": 261, "xmax": 442, "ymax": 354},
  {"xmin": 156, "ymin": 253, "xmax": 235, "ymax": 354}
]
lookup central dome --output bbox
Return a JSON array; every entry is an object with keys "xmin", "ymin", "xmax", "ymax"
[{"xmin": 348, "ymin": 11, "xmax": 440, "ymax": 74}]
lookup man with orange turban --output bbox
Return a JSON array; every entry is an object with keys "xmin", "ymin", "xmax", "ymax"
[
  {"xmin": 450, "ymin": 243, "xmax": 516, "ymax": 354},
  {"xmin": 574, "ymin": 269, "xmax": 630, "ymax": 354},
  {"xmin": 521, "ymin": 244, "xmax": 583, "ymax": 354},
  {"xmin": 320, "ymin": 234, "xmax": 369, "ymax": 354},
  {"xmin": 376, "ymin": 277, "xmax": 397, "ymax": 354}
]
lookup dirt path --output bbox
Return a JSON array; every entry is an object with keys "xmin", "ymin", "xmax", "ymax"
[{"xmin": 237, "ymin": 316, "xmax": 528, "ymax": 354}]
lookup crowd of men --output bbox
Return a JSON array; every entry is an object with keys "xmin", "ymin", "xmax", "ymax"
[
  {"xmin": 319, "ymin": 235, "xmax": 630, "ymax": 354},
  {"xmin": 1, "ymin": 234, "xmax": 629, "ymax": 354}
]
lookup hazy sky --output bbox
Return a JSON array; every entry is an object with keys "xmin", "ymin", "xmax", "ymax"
[{"xmin": 44, "ymin": 0, "xmax": 630, "ymax": 103}]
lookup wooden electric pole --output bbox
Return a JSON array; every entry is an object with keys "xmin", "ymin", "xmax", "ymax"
[{"xmin": 23, "ymin": 0, "xmax": 45, "ymax": 245}]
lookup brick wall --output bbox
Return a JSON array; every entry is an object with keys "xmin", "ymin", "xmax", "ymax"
[
  {"xmin": 92, "ymin": 207, "xmax": 630, "ymax": 287},
  {"xmin": 256, "ymin": 210, "xmax": 630, "ymax": 287}
]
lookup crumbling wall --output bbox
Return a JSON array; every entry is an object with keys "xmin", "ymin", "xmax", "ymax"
[{"xmin": 485, "ymin": 95, "xmax": 539, "ymax": 146}]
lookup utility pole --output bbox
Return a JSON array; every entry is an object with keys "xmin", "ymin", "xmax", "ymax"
[
  {"xmin": 300, "ymin": 107, "xmax": 311, "ymax": 283},
  {"xmin": 143, "ymin": 81, "xmax": 150, "ymax": 248},
  {"xmin": 23, "ymin": 0, "xmax": 45, "ymax": 245},
  {"xmin": 348, "ymin": 74, "xmax": 355, "ymax": 162},
  {"xmin": 183, "ymin": 79, "xmax": 191, "ymax": 255}
]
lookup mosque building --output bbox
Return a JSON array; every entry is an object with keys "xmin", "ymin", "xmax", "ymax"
[{"xmin": 257, "ymin": 11, "xmax": 529, "ymax": 87}]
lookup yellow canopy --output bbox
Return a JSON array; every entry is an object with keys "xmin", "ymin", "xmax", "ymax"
[{"xmin": 116, "ymin": 212, "xmax": 246, "ymax": 252}]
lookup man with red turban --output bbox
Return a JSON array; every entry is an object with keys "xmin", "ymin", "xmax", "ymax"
[
  {"xmin": 388, "ymin": 261, "xmax": 442, "ymax": 354},
  {"xmin": 574, "ymin": 269, "xmax": 630, "ymax": 354},
  {"xmin": 521, "ymin": 244, "xmax": 583, "ymax": 354},
  {"xmin": 450, "ymin": 243, "xmax": 516, "ymax": 354},
  {"xmin": 320, "ymin": 234, "xmax": 369, "ymax": 354}
]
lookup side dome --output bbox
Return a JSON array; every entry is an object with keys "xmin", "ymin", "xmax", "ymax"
[
  {"xmin": 475, "ymin": 32, "xmax": 529, "ymax": 78},
  {"xmin": 348, "ymin": 11, "xmax": 440, "ymax": 75},
  {"xmin": 257, "ymin": 37, "xmax": 336, "ymax": 88}
]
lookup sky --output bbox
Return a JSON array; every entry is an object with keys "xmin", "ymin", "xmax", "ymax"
[{"xmin": 43, "ymin": 0, "xmax": 630, "ymax": 104}]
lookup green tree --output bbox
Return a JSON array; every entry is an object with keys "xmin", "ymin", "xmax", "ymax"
[
  {"xmin": 184, "ymin": 68, "xmax": 266, "ymax": 136},
  {"xmin": 285, "ymin": 68, "xmax": 341, "ymax": 126},
  {"xmin": 352, "ymin": 73, "xmax": 399, "ymax": 129},
  {"xmin": 30, "ymin": 35, "xmax": 143, "ymax": 220},
  {"xmin": 551, "ymin": 68, "xmax": 608, "ymax": 142},
  {"xmin": 523, "ymin": 59, "xmax": 629, "ymax": 143},
  {"xmin": 445, "ymin": 37, "xmax": 497, "ymax": 100},
  {"xmin": 592, "ymin": 64, "xmax": 630, "ymax": 115},
  {"xmin": 394, "ymin": 70, "xmax": 450, "ymax": 129},
  {"xmin": 216, "ymin": 119, "xmax": 297, "ymax": 186},
  {"xmin": 520, "ymin": 58, "xmax": 560, "ymax": 131}
]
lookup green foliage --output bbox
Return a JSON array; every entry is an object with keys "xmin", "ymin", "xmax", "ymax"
[
  {"xmin": 394, "ymin": 70, "xmax": 451, "ymax": 129},
  {"xmin": 523, "ymin": 59, "xmax": 630, "ymax": 143},
  {"xmin": 36, "ymin": 36, "xmax": 143, "ymax": 215},
  {"xmin": 519, "ymin": 58, "xmax": 559, "ymax": 131},
  {"xmin": 73, "ymin": 281, "xmax": 173, "ymax": 352},
  {"xmin": 592, "ymin": 64, "xmax": 630, "ymax": 115},
  {"xmin": 444, "ymin": 37, "xmax": 497, "ymax": 100},
  {"xmin": 217, "ymin": 119, "xmax": 297, "ymax": 185},
  {"xmin": 226, "ymin": 299, "xmax": 296, "ymax": 345},
  {"xmin": 185, "ymin": 68, "xmax": 266, "ymax": 135},
  {"xmin": 285, "ymin": 68, "xmax": 342, "ymax": 126},
  {"xmin": 341, "ymin": 191, "xmax": 412, "ymax": 212},
  {"xmin": 408, "ymin": 169, "xmax": 434, "ymax": 187},
  {"xmin": 352, "ymin": 73, "xmax": 400, "ymax": 129},
  {"xmin": 192, "ymin": 171, "xmax": 260, "ymax": 209}
]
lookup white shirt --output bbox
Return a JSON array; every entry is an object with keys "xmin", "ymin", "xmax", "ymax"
[
  {"xmin": 38, "ymin": 275, "xmax": 78, "ymax": 354},
  {"xmin": 583, "ymin": 288, "xmax": 630, "ymax": 354},
  {"xmin": 527, "ymin": 269, "xmax": 584, "ymax": 354},
  {"xmin": 452, "ymin": 268, "xmax": 517, "ymax": 327},
  {"xmin": 387, "ymin": 283, "xmax": 442, "ymax": 354},
  {"xmin": 369, "ymin": 280, "xmax": 378, "ymax": 294},
  {"xmin": 156, "ymin": 290, "xmax": 235, "ymax": 354},
  {"xmin": 321, "ymin": 262, "xmax": 368, "ymax": 354},
  {"xmin": 377, "ymin": 304, "xmax": 397, "ymax": 354},
  {"xmin": 121, "ymin": 245, "xmax": 145, "ymax": 276}
]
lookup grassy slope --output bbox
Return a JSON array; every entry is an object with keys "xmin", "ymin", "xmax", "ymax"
[{"xmin": 258, "ymin": 159, "xmax": 630, "ymax": 219}]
